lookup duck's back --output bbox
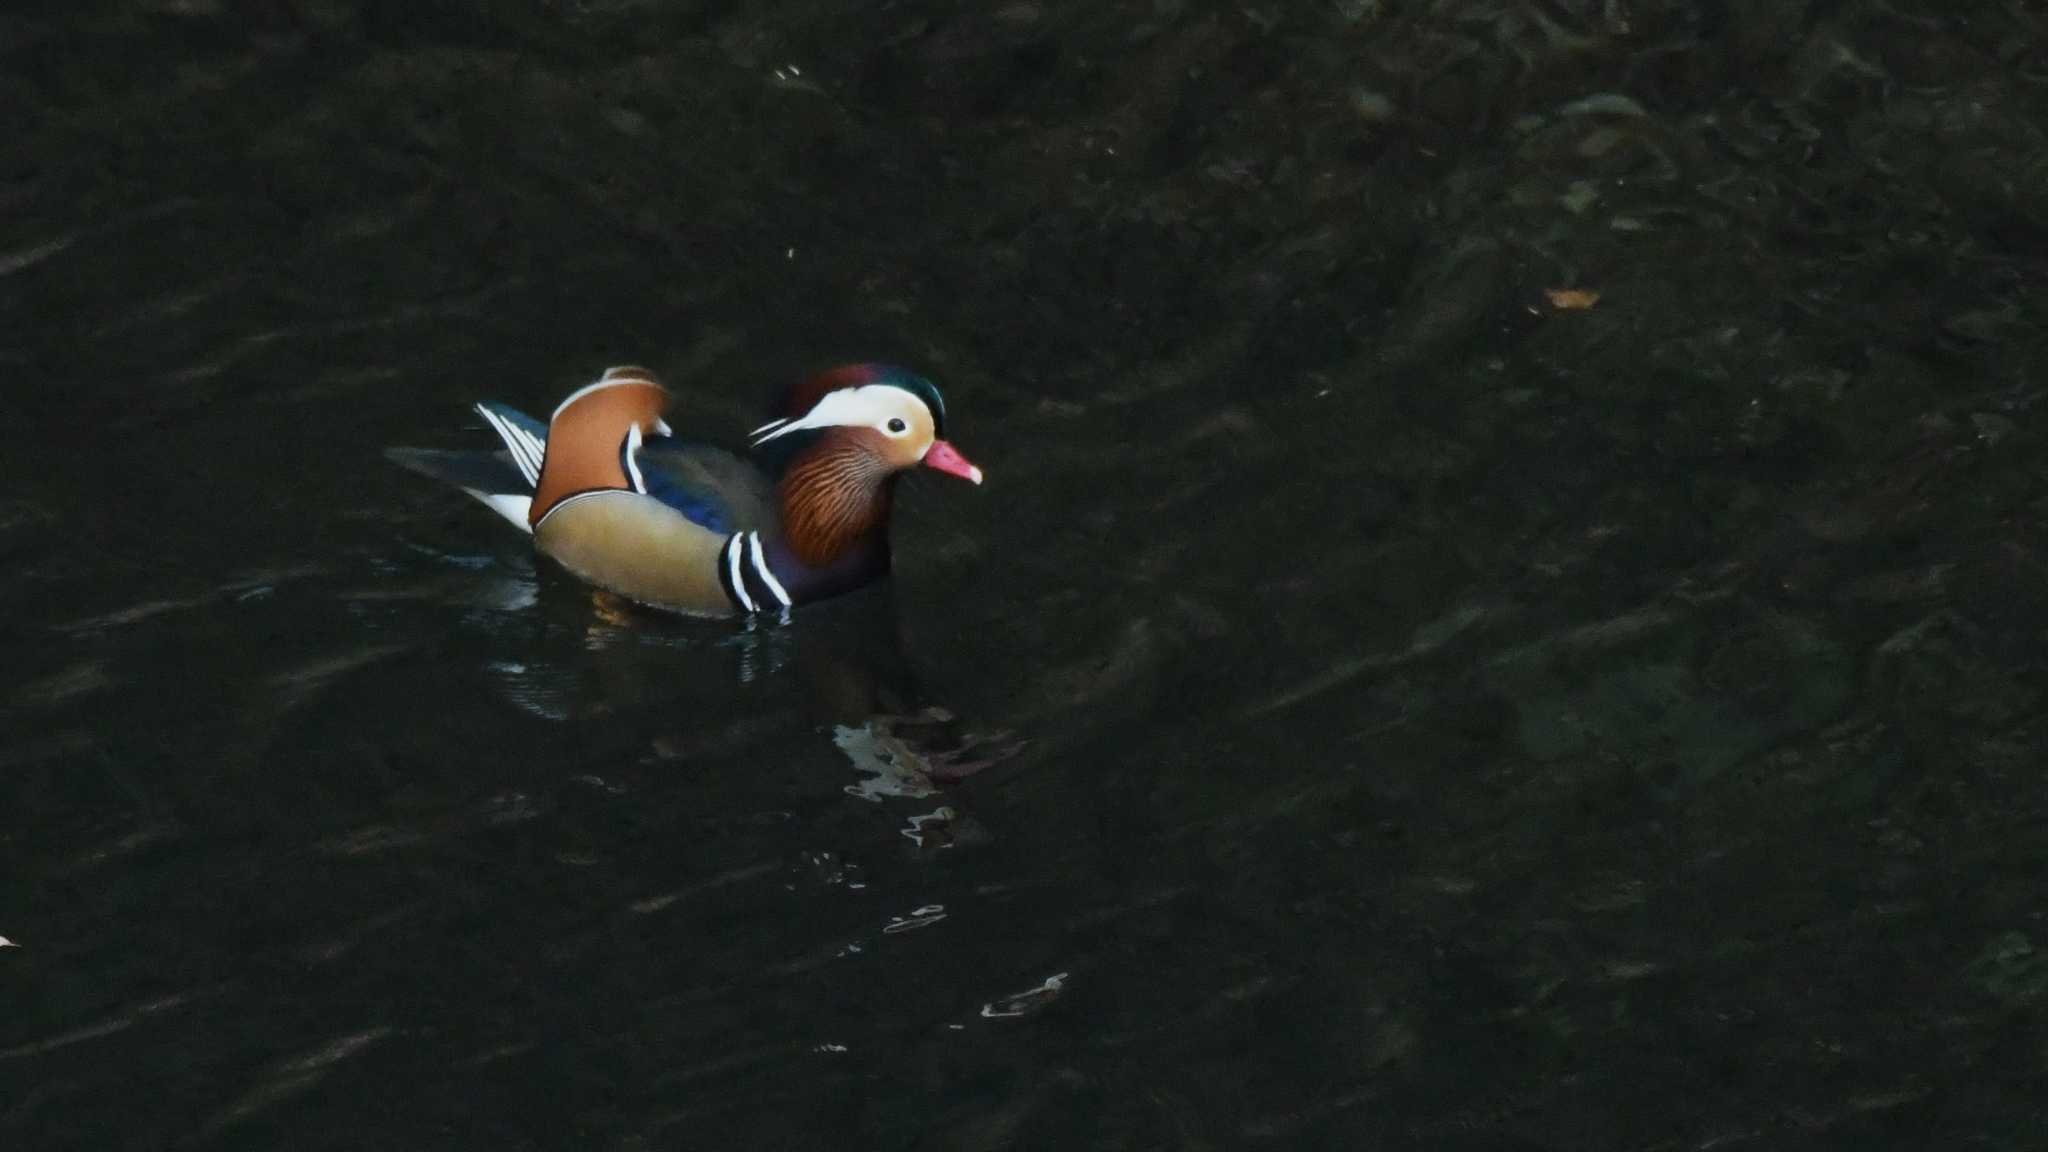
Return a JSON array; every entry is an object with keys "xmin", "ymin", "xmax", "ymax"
[{"xmin": 635, "ymin": 440, "xmax": 778, "ymax": 535}]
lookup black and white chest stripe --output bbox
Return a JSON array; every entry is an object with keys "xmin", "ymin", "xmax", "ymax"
[{"xmin": 718, "ymin": 531, "xmax": 792, "ymax": 613}]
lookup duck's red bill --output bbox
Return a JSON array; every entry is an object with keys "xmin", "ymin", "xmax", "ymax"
[{"xmin": 923, "ymin": 440, "xmax": 984, "ymax": 485}]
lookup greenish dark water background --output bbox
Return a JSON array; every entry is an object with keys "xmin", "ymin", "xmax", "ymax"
[{"xmin": 7, "ymin": 2, "xmax": 2048, "ymax": 1148}]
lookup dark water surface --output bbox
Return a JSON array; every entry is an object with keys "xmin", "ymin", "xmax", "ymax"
[{"xmin": 8, "ymin": 2, "xmax": 2048, "ymax": 1148}]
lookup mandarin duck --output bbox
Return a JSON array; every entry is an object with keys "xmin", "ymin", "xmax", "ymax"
[{"xmin": 389, "ymin": 364, "xmax": 982, "ymax": 616}]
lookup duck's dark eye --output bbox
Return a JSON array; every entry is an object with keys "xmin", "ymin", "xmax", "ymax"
[{"xmin": 886, "ymin": 417, "xmax": 908, "ymax": 434}]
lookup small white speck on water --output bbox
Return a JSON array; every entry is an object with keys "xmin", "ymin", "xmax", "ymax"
[
  {"xmin": 883, "ymin": 904, "xmax": 949, "ymax": 934},
  {"xmin": 980, "ymin": 972, "xmax": 1070, "ymax": 1018}
]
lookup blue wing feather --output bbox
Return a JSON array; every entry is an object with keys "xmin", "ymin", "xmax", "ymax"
[
  {"xmin": 633, "ymin": 439, "xmax": 776, "ymax": 534},
  {"xmin": 643, "ymin": 470, "xmax": 729, "ymax": 532}
]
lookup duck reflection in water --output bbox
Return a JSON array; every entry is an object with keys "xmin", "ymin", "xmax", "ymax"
[
  {"xmin": 744, "ymin": 586, "xmax": 1020, "ymax": 809},
  {"xmin": 533, "ymin": 577, "xmax": 1022, "ymax": 826}
]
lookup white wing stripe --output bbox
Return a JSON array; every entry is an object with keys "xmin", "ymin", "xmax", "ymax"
[
  {"xmin": 725, "ymin": 536, "xmax": 757, "ymax": 612},
  {"xmin": 475, "ymin": 405, "xmax": 544, "ymax": 488},
  {"xmin": 622, "ymin": 423, "xmax": 647, "ymax": 493},
  {"xmin": 473, "ymin": 407, "xmax": 514, "ymax": 479},
  {"xmin": 510, "ymin": 424, "xmax": 545, "ymax": 482},
  {"xmin": 515, "ymin": 428, "xmax": 545, "ymax": 479},
  {"xmin": 747, "ymin": 532, "xmax": 792, "ymax": 607}
]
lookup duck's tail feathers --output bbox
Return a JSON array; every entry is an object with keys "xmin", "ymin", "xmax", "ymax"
[{"xmin": 385, "ymin": 447, "xmax": 536, "ymax": 533}]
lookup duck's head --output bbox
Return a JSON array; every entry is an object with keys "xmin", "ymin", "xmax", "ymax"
[{"xmin": 750, "ymin": 364, "xmax": 982, "ymax": 566}]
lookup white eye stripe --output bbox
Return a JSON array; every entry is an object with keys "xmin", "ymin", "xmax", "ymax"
[{"xmin": 751, "ymin": 385, "xmax": 924, "ymax": 446}]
